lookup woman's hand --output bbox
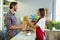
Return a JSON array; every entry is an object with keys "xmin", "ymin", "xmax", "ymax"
[{"xmin": 28, "ymin": 19, "xmax": 38, "ymax": 29}]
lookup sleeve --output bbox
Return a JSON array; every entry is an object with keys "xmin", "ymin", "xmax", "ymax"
[
  {"xmin": 36, "ymin": 20, "xmax": 42, "ymax": 27},
  {"xmin": 5, "ymin": 14, "xmax": 12, "ymax": 29},
  {"xmin": 36, "ymin": 19, "xmax": 45, "ymax": 31}
]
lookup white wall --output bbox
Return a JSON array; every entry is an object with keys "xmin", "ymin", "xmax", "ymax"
[
  {"xmin": 0, "ymin": 0, "xmax": 2, "ymax": 30},
  {"xmin": 16, "ymin": 0, "xmax": 52, "ymax": 18},
  {"xmin": 56, "ymin": 0, "xmax": 60, "ymax": 22},
  {"xmin": 16, "ymin": 0, "xmax": 53, "ymax": 24}
]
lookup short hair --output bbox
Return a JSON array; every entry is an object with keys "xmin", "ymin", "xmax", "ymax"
[
  {"xmin": 39, "ymin": 8, "xmax": 45, "ymax": 17},
  {"xmin": 9, "ymin": 2, "xmax": 17, "ymax": 9}
]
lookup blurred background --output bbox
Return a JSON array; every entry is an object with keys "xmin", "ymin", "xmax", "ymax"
[{"xmin": 0, "ymin": 0, "xmax": 60, "ymax": 40}]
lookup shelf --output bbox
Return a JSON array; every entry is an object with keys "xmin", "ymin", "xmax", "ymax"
[
  {"xmin": 6, "ymin": 0, "xmax": 17, "ymax": 2},
  {"xmin": 3, "ymin": 5, "xmax": 9, "ymax": 7}
]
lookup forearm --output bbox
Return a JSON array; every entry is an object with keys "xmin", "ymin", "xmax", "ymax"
[
  {"xmin": 9, "ymin": 25, "xmax": 21, "ymax": 30},
  {"xmin": 29, "ymin": 22, "xmax": 38, "ymax": 29}
]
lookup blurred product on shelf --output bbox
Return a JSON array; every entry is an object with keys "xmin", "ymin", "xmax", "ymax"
[
  {"xmin": 31, "ymin": 15, "xmax": 36, "ymax": 21},
  {"xmin": 3, "ymin": 1, "xmax": 9, "ymax": 5},
  {"xmin": 36, "ymin": 15, "xmax": 39, "ymax": 21}
]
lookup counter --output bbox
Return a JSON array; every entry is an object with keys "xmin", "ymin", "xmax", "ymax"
[
  {"xmin": 11, "ymin": 29, "xmax": 60, "ymax": 40},
  {"xmin": 45, "ymin": 30, "xmax": 60, "ymax": 40},
  {"xmin": 11, "ymin": 31, "xmax": 35, "ymax": 40}
]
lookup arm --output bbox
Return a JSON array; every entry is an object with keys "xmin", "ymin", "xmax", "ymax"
[
  {"xmin": 9, "ymin": 21, "xmax": 28, "ymax": 30},
  {"xmin": 28, "ymin": 21, "xmax": 38, "ymax": 29},
  {"xmin": 10, "ymin": 21, "xmax": 28, "ymax": 30},
  {"xmin": 9, "ymin": 25, "xmax": 21, "ymax": 30}
]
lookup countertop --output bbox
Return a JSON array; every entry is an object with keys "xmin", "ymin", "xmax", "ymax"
[
  {"xmin": 10, "ymin": 29, "xmax": 60, "ymax": 40},
  {"xmin": 10, "ymin": 31, "xmax": 35, "ymax": 40}
]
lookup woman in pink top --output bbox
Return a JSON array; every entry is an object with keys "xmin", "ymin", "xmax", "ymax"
[{"xmin": 28, "ymin": 8, "xmax": 46, "ymax": 40}]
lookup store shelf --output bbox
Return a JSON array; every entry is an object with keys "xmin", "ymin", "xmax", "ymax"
[{"xmin": 3, "ymin": 5, "xmax": 9, "ymax": 7}]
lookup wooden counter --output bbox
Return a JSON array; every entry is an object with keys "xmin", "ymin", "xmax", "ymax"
[{"xmin": 45, "ymin": 30, "xmax": 60, "ymax": 40}]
